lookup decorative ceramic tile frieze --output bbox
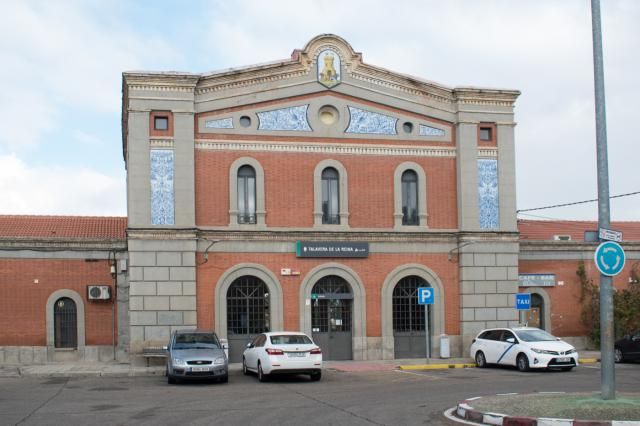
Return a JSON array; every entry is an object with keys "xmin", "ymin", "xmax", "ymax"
[
  {"xmin": 205, "ymin": 118, "xmax": 233, "ymax": 129},
  {"xmin": 345, "ymin": 106, "xmax": 397, "ymax": 135},
  {"xmin": 419, "ymin": 124, "xmax": 445, "ymax": 137},
  {"xmin": 257, "ymin": 105, "xmax": 312, "ymax": 131},
  {"xmin": 478, "ymin": 159, "xmax": 499, "ymax": 229},
  {"xmin": 150, "ymin": 149, "xmax": 175, "ymax": 225}
]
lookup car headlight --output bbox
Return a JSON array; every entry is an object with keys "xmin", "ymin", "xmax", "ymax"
[
  {"xmin": 172, "ymin": 358, "xmax": 186, "ymax": 366},
  {"xmin": 531, "ymin": 348, "xmax": 558, "ymax": 355},
  {"xmin": 565, "ymin": 349, "xmax": 576, "ymax": 355},
  {"xmin": 214, "ymin": 357, "xmax": 226, "ymax": 365}
]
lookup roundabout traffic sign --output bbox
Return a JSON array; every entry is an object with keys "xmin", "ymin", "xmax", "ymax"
[{"xmin": 594, "ymin": 241, "xmax": 625, "ymax": 276}]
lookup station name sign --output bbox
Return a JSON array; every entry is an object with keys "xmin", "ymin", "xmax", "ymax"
[
  {"xmin": 296, "ymin": 241, "xmax": 369, "ymax": 258},
  {"xmin": 518, "ymin": 274, "xmax": 556, "ymax": 287}
]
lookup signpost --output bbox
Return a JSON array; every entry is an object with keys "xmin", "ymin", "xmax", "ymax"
[
  {"xmin": 515, "ymin": 293, "xmax": 531, "ymax": 325},
  {"xmin": 599, "ymin": 228, "xmax": 623, "ymax": 243},
  {"xmin": 417, "ymin": 287, "xmax": 434, "ymax": 358},
  {"xmin": 594, "ymin": 241, "xmax": 626, "ymax": 277},
  {"xmin": 296, "ymin": 241, "xmax": 369, "ymax": 258}
]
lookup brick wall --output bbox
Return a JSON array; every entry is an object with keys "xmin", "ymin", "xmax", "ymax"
[
  {"xmin": 195, "ymin": 150, "xmax": 458, "ymax": 229},
  {"xmin": 519, "ymin": 259, "xmax": 634, "ymax": 337},
  {"xmin": 0, "ymin": 258, "xmax": 117, "ymax": 346},
  {"xmin": 196, "ymin": 252, "xmax": 460, "ymax": 336}
]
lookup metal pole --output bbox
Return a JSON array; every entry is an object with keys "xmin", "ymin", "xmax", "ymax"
[
  {"xmin": 425, "ymin": 305, "xmax": 430, "ymax": 359},
  {"xmin": 591, "ymin": 0, "xmax": 615, "ymax": 400}
]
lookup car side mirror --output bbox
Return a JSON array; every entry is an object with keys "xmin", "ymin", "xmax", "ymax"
[
  {"xmin": 246, "ymin": 342, "xmax": 253, "ymax": 348},
  {"xmin": 556, "ymin": 337, "xmax": 562, "ymax": 341},
  {"xmin": 162, "ymin": 345, "xmax": 168, "ymax": 351},
  {"xmin": 506, "ymin": 337, "xmax": 515, "ymax": 344}
]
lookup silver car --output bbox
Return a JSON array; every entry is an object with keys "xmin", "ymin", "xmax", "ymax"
[{"xmin": 165, "ymin": 330, "xmax": 228, "ymax": 384}]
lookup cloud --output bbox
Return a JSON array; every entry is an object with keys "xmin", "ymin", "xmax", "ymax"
[
  {"xmin": 0, "ymin": 1, "xmax": 183, "ymax": 151},
  {"xmin": 0, "ymin": 154, "xmax": 125, "ymax": 216}
]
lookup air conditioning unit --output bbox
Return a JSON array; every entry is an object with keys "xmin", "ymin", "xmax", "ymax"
[
  {"xmin": 553, "ymin": 235, "xmax": 572, "ymax": 241},
  {"xmin": 87, "ymin": 285, "xmax": 111, "ymax": 300}
]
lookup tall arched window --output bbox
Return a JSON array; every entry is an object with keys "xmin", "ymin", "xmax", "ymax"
[
  {"xmin": 401, "ymin": 170, "xmax": 418, "ymax": 225},
  {"xmin": 321, "ymin": 167, "xmax": 340, "ymax": 225},
  {"xmin": 237, "ymin": 165, "xmax": 256, "ymax": 224}
]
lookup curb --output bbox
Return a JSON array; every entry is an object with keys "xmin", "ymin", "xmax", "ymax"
[
  {"xmin": 579, "ymin": 358, "xmax": 599, "ymax": 364},
  {"xmin": 399, "ymin": 363, "xmax": 476, "ymax": 370},
  {"xmin": 454, "ymin": 393, "xmax": 639, "ymax": 426}
]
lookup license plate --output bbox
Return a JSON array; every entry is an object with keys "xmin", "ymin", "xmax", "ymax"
[
  {"xmin": 287, "ymin": 352, "xmax": 306, "ymax": 358},
  {"xmin": 191, "ymin": 366, "xmax": 210, "ymax": 372},
  {"xmin": 557, "ymin": 357, "xmax": 570, "ymax": 363}
]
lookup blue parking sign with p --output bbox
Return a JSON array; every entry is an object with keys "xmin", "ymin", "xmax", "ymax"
[
  {"xmin": 516, "ymin": 293, "xmax": 531, "ymax": 310},
  {"xmin": 418, "ymin": 287, "xmax": 434, "ymax": 305}
]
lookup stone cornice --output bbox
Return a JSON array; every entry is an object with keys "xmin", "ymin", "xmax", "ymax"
[
  {"xmin": 520, "ymin": 240, "xmax": 640, "ymax": 253},
  {"xmin": 453, "ymin": 87, "xmax": 521, "ymax": 107},
  {"xmin": 194, "ymin": 139, "xmax": 457, "ymax": 158}
]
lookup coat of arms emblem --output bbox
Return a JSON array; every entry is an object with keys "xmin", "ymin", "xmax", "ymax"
[{"xmin": 317, "ymin": 49, "xmax": 340, "ymax": 88}]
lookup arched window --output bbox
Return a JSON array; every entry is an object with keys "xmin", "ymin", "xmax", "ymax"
[
  {"xmin": 321, "ymin": 167, "xmax": 340, "ymax": 225},
  {"xmin": 237, "ymin": 165, "xmax": 256, "ymax": 224},
  {"xmin": 401, "ymin": 170, "xmax": 418, "ymax": 225},
  {"xmin": 54, "ymin": 297, "xmax": 77, "ymax": 349}
]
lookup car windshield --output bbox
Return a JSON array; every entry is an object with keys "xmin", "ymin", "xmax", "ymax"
[
  {"xmin": 515, "ymin": 329, "xmax": 557, "ymax": 342},
  {"xmin": 270, "ymin": 335, "xmax": 312, "ymax": 345},
  {"xmin": 173, "ymin": 333, "xmax": 220, "ymax": 349}
]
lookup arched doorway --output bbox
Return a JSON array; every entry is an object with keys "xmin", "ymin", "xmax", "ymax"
[
  {"xmin": 311, "ymin": 276, "xmax": 353, "ymax": 360},
  {"xmin": 226, "ymin": 276, "xmax": 270, "ymax": 362},
  {"xmin": 393, "ymin": 276, "xmax": 430, "ymax": 358},
  {"xmin": 54, "ymin": 297, "xmax": 77, "ymax": 349},
  {"xmin": 528, "ymin": 293, "xmax": 544, "ymax": 329}
]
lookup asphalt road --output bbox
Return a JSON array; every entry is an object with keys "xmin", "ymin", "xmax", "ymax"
[{"xmin": 1, "ymin": 363, "xmax": 638, "ymax": 425}]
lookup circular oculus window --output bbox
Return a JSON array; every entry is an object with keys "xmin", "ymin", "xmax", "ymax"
[{"xmin": 318, "ymin": 105, "xmax": 339, "ymax": 125}]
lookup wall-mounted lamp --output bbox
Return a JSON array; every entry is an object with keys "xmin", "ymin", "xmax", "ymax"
[{"xmin": 448, "ymin": 241, "xmax": 478, "ymax": 262}]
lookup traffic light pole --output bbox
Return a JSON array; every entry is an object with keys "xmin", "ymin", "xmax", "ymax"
[{"xmin": 590, "ymin": 0, "xmax": 615, "ymax": 400}]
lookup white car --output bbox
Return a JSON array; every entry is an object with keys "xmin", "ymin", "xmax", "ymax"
[
  {"xmin": 242, "ymin": 332, "xmax": 323, "ymax": 382},
  {"xmin": 470, "ymin": 327, "xmax": 579, "ymax": 372}
]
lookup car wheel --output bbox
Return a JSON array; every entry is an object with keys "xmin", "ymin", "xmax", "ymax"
[
  {"xmin": 258, "ymin": 362, "xmax": 268, "ymax": 382},
  {"xmin": 517, "ymin": 354, "xmax": 530, "ymax": 372},
  {"xmin": 167, "ymin": 374, "xmax": 177, "ymax": 384},
  {"xmin": 614, "ymin": 348, "xmax": 624, "ymax": 363},
  {"xmin": 475, "ymin": 351, "xmax": 487, "ymax": 368},
  {"xmin": 242, "ymin": 357, "xmax": 249, "ymax": 375},
  {"xmin": 219, "ymin": 374, "xmax": 229, "ymax": 383},
  {"xmin": 310, "ymin": 371, "xmax": 322, "ymax": 381}
]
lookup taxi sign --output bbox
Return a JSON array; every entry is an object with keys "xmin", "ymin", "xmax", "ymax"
[
  {"xmin": 515, "ymin": 293, "xmax": 531, "ymax": 310},
  {"xmin": 594, "ymin": 241, "xmax": 626, "ymax": 276}
]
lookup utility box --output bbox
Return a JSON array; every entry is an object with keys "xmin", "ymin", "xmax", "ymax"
[{"xmin": 440, "ymin": 334, "xmax": 450, "ymax": 358}]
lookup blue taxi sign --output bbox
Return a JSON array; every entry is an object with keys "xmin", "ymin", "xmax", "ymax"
[
  {"xmin": 594, "ymin": 241, "xmax": 625, "ymax": 276},
  {"xmin": 515, "ymin": 293, "xmax": 531, "ymax": 310}
]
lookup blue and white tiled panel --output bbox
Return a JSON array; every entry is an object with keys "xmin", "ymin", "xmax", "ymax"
[
  {"xmin": 257, "ymin": 105, "xmax": 312, "ymax": 131},
  {"xmin": 150, "ymin": 149, "xmax": 175, "ymax": 225},
  {"xmin": 419, "ymin": 124, "xmax": 445, "ymax": 137},
  {"xmin": 204, "ymin": 117, "xmax": 233, "ymax": 129},
  {"xmin": 345, "ymin": 106, "xmax": 397, "ymax": 135},
  {"xmin": 477, "ymin": 159, "xmax": 499, "ymax": 229}
]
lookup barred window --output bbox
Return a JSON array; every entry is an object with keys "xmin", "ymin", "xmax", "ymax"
[
  {"xmin": 321, "ymin": 167, "xmax": 340, "ymax": 224},
  {"xmin": 237, "ymin": 165, "xmax": 256, "ymax": 224}
]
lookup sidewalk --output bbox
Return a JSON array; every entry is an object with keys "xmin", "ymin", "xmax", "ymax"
[{"xmin": 0, "ymin": 351, "xmax": 601, "ymax": 378}]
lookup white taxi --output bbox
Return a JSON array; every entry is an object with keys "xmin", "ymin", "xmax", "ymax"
[{"xmin": 470, "ymin": 327, "xmax": 578, "ymax": 372}]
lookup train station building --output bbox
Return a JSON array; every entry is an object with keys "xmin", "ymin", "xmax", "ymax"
[{"xmin": 0, "ymin": 35, "xmax": 637, "ymax": 365}]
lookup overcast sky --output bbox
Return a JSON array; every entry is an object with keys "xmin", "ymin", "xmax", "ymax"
[{"xmin": 0, "ymin": 0, "xmax": 638, "ymax": 221}]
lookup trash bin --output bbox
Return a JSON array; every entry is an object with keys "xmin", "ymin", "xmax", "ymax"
[{"xmin": 440, "ymin": 334, "xmax": 450, "ymax": 358}]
